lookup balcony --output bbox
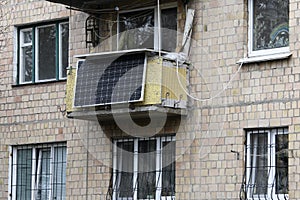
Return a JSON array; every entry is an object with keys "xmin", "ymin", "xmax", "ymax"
[
  {"xmin": 48, "ymin": 0, "xmax": 194, "ymax": 121},
  {"xmin": 66, "ymin": 49, "xmax": 188, "ymax": 121}
]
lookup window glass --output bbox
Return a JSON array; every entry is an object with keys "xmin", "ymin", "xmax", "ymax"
[
  {"xmin": 20, "ymin": 30, "xmax": 33, "ymax": 83},
  {"xmin": 250, "ymin": 133, "xmax": 268, "ymax": 195},
  {"xmin": 60, "ymin": 23, "xmax": 69, "ymax": 78},
  {"xmin": 12, "ymin": 144, "xmax": 67, "ymax": 200},
  {"xmin": 162, "ymin": 141, "xmax": 176, "ymax": 196},
  {"xmin": 116, "ymin": 141, "xmax": 134, "ymax": 198},
  {"xmin": 36, "ymin": 149, "xmax": 51, "ymax": 200},
  {"xmin": 37, "ymin": 25, "xmax": 57, "ymax": 80},
  {"xmin": 119, "ymin": 10, "xmax": 155, "ymax": 50},
  {"xmin": 22, "ymin": 46, "xmax": 33, "ymax": 82},
  {"xmin": 23, "ymin": 31, "xmax": 32, "ymax": 43},
  {"xmin": 161, "ymin": 8, "xmax": 177, "ymax": 51},
  {"xmin": 53, "ymin": 147, "xmax": 67, "ymax": 200},
  {"xmin": 275, "ymin": 134, "xmax": 288, "ymax": 194},
  {"xmin": 16, "ymin": 149, "xmax": 32, "ymax": 200},
  {"xmin": 252, "ymin": 0, "xmax": 289, "ymax": 51},
  {"xmin": 112, "ymin": 137, "xmax": 175, "ymax": 200},
  {"xmin": 117, "ymin": 6, "xmax": 177, "ymax": 52},
  {"xmin": 18, "ymin": 21, "xmax": 69, "ymax": 84},
  {"xmin": 244, "ymin": 128, "xmax": 288, "ymax": 200},
  {"xmin": 138, "ymin": 140, "xmax": 156, "ymax": 199}
]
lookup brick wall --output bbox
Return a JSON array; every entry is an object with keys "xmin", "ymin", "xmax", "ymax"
[
  {"xmin": 1, "ymin": 0, "xmax": 300, "ymax": 199},
  {"xmin": 0, "ymin": 1, "xmax": 111, "ymax": 199}
]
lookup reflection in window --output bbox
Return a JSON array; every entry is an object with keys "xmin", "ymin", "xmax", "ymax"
[
  {"xmin": 276, "ymin": 134, "xmax": 288, "ymax": 194},
  {"xmin": 119, "ymin": 10, "xmax": 155, "ymax": 50},
  {"xmin": 162, "ymin": 141, "xmax": 176, "ymax": 196},
  {"xmin": 252, "ymin": 0, "xmax": 289, "ymax": 51},
  {"xmin": 37, "ymin": 25, "xmax": 56, "ymax": 81},
  {"xmin": 20, "ymin": 30, "xmax": 33, "ymax": 83},
  {"xmin": 117, "ymin": 6, "xmax": 177, "ymax": 52},
  {"xmin": 250, "ymin": 133, "xmax": 268, "ymax": 195},
  {"xmin": 22, "ymin": 46, "xmax": 33, "ymax": 82},
  {"xmin": 60, "ymin": 23, "xmax": 69, "ymax": 78},
  {"xmin": 161, "ymin": 8, "xmax": 177, "ymax": 51},
  {"xmin": 137, "ymin": 140, "xmax": 156, "ymax": 199},
  {"xmin": 116, "ymin": 141, "xmax": 134, "ymax": 198}
]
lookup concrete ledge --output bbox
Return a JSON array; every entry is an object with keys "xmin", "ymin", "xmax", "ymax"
[
  {"xmin": 67, "ymin": 105, "xmax": 187, "ymax": 121},
  {"xmin": 237, "ymin": 52, "xmax": 292, "ymax": 64}
]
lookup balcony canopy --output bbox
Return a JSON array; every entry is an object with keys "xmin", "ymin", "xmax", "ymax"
[{"xmin": 46, "ymin": 0, "xmax": 183, "ymax": 12}]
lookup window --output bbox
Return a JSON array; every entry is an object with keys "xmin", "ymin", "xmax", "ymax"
[
  {"xmin": 112, "ymin": 136, "xmax": 175, "ymax": 200},
  {"xmin": 248, "ymin": 0, "xmax": 289, "ymax": 57},
  {"xmin": 244, "ymin": 128, "xmax": 288, "ymax": 200},
  {"xmin": 117, "ymin": 6, "xmax": 177, "ymax": 52},
  {"xmin": 18, "ymin": 21, "xmax": 69, "ymax": 84},
  {"xmin": 10, "ymin": 143, "xmax": 67, "ymax": 200}
]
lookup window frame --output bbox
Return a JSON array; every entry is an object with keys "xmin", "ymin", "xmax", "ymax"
[
  {"xmin": 248, "ymin": 0, "xmax": 289, "ymax": 58},
  {"xmin": 17, "ymin": 20, "xmax": 69, "ymax": 85},
  {"xmin": 9, "ymin": 143, "xmax": 67, "ymax": 200},
  {"xmin": 112, "ymin": 136, "xmax": 175, "ymax": 200},
  {"xmin": 116, "ymin": 3, "xmax": 177, "ymax": 52},
  {"xmin": 19, "ymin": 28, "xmax": 33, "ymax": 84},
  {"xmin": 245, "ymin": 128, "xmax": 289, "ymax": 200},
  {"xmin": 58, "ymin": 22, "xmax": 69, "ymax": 80}
]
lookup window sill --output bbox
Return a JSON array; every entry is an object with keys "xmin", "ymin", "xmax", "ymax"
[
  {"xmin": 237, "ymin": 52, "xmax": 292, "ymax": 64},
  {"xmin": 12, "ymin": 79, "xmax": 66, "ymax": 88}
]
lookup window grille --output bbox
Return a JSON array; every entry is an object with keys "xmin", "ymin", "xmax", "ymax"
[
  {"xmin": 108, "ymin": 136, "xmax": 175, "ymax": 200},
  {"xmin": 240, "ymin": 128, "xmax": 288, "ymax": 200},
  {"xmin": 86, "ymin": 15, "xmax": 100, "ymax": 48},
  {"xmin": 10, "ymin": 143, "xmax": 67, "ymax": 200}
]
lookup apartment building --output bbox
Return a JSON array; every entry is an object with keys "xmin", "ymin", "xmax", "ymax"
[{"xmin": 0, "ymin": 0, "xmax": 299, "ymax": 199}]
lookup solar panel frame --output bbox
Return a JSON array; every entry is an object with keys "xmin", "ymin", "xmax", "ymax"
[{"xmin": 73, "ymin": 52, "xmax": 147, "ymax": 108}]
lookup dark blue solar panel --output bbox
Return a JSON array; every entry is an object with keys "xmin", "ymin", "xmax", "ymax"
[{"xmin": 74, "ymin": 53, "xmax": 146, "ymax": 107}]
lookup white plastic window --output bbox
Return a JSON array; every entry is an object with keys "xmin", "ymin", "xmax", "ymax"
[
  {"xmin": 245, "ymin": 128, "xmax": 288, "ymax": 200},
  {"xmin": 248, "ymin": 0, "xmax": 289, "ymax": 57},
  {"xmin": 10, "ymin": 143, "xmax": 67, "ymax": 200}
]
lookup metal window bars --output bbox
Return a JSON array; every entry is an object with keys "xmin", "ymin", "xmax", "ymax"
[
  {"xmin": 86, "ymin": 15, "xmax": 100, "ymax": 48},
  {"xmin": 11, "ymin": 143, "xmax": 67, "ymax": 200},
  {"xmin": 240, "ymin": 128, "xmax": 289, "ymax": 200},
  {"xmin": 106, "ymin": 136, "xmax": 175, "ymax": 200}
]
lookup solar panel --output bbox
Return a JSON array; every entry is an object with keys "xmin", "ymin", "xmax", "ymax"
[{"xmin": 74, "ymin": 52, "xmax": 146, "ymax": 107}]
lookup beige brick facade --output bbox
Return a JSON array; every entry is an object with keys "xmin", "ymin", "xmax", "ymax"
[{"xmin": 1, "ymin": 0, "xmax": 300, "ymax": 199}]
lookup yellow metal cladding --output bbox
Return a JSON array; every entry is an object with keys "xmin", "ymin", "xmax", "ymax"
[
  {"xmin": 137, "ymin": 56, "xmax": 163, "ymax": 105},
  {"xmin": 161, "ymin": 61, "xmax": 187, "ymax": 102},
  {"xmin": 66, "ymin": 66, "xmax": 76, "ymax": 112}
]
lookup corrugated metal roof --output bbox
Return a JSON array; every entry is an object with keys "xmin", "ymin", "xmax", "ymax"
[
  {"xmin": 46, "ymin": 0, "xmax": 120, "ymax": 9},
  {"xmin": 46, "ymin": 0, "xmax": 177, "ymax": 11}
]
